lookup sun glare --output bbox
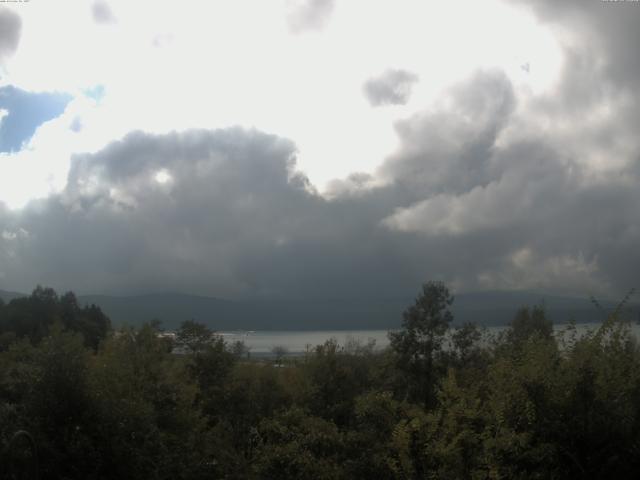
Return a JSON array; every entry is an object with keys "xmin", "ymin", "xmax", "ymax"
[{"xmin": 154, "ymin": 169, "xmax": 172, "ymax": 185}]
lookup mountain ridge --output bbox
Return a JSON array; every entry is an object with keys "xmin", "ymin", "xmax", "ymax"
[{"xmin": 3, "ymin": 288, "xmax": 637, "ymax": 330}]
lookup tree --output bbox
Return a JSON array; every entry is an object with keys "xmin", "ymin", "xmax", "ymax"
[
  {"xmin": 253, "ymin": 408, "xmax": 345, "ymax": 480},
  {"xmin": 231, "ymin": 340, "xmax": 250, "ymax": 358},
  {"xmin": 448, "ymin": 321, "xmax": 487, "ymax": 375},
  {"xmin": 175, "ymin": 320, "xmax": 216, "ymax": 355},
  {"xmin": 389, "ymin": 281, "xmax": 454, "ymax": 409},
  {"xmin": 90, "ymin": 322, "xmax": 211, "ymax": 479},
  {"xmin": 504, "ymin": 305, "xmax": 553, "ymax": 349},
  {"xmin": 0, "ymin": 287, "xmax": 110, "ymax": 349},
  {"xmin": 188, "ymin": 335, "xmax": 237, "ymax": 416},
  {"xmin": 60, "ymin": 292, "xmax": 111, "ymax": 350},
  {"xmin": 272, "ymin": 345, "xmax": 288, "ymax": 366},
  {"xmin": 29, "ymin": 324, "xmax": 98, "ymax": 478},
  {"xmin": 303, "ymin": 338, "xmax": 369, "ymax": 425}
]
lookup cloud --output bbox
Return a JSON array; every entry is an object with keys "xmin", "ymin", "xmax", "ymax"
[
  {"xmin": 91, "ymin": 1, "xmax": 117, "ymax": 24},
  {"xmin": 0, "ymin": 86, "xmax": 72, "ymax": 153},
  {"xmin": 511, "ymin": 0, "xmax": 640, "ymax": 148},
  {"xmin": 286, "ymin": 0, "xmax": 335, "ymax": 33},
  {"xmin": 1, "ymin": 1, "xmax": 640, "ymax": 300},
  {"xmin": 0, "ymin": 129, "xmax": 321, "ymax": 297},
  {"xmin": 0, "ymin": 126, "xmax": 476, "ymax": 299},
  {"xmin": 363, "ymin": 69, "xmax": 419, "ymax": 107},
  {"xmin": 377, "ymin": 64, "xmax": 640, "ymax": 295},
  {"xmin": 2, "ymin": 64, "xmax": 640, "ymax": 299},
  {"xmin": 379, "ymin": 70, "xmax": 515, "ymax": 196},
  {"xmin": 515, "ymin": 0, "xmax": 640, "ymax": 91},
  {"xmin": 0, "ymin": 7, "xmax": 21, "ymax": 62}
]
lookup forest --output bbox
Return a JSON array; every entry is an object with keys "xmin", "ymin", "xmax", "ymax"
[{"xmin": 0, "ymin": 282, "xmax": 639, "ymax": 479}]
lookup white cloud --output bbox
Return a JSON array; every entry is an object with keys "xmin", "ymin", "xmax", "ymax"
[
  {"xmin": 476, "ymin": 248, "xmax": 604, "ymax": 293},
  {"xmin": 1, "ymin": 230, "xmax": 16, "ymax": 241},
  {"xmin": 1, "ymin": 0, "xmax": 638, "ymax": 299},
  {"xmin": 285, "ymin": 0, "xmax": 335, "ymax": 33},
  {"xmin": 0, "ymin": 0, "xmax": 565, "ymax": 208},
  {"xmin": 92, "ymin": 0, "xmax": 117, "ymax": 24}
]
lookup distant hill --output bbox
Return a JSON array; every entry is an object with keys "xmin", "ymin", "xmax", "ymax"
[
  {"xmin": 78, "ymin": 294, "xmax": 410, "ymax": 330},
  {"xmin": 79, "ymin": 290, "xmax": 639, "ymax": 330},
  {"xmin": 3, "ymin": 288, "xmax": 637, "ymax": 330},
  {"xmin": 0, "ymin": 289, "xmax": 26, "ymax": 303},
  {"xmin": 452, "ymin": 291, "xmax": 635, "ymax": 327}
]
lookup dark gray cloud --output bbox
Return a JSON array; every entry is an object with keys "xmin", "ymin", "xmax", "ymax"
[
  {"xmin": 0, "ymin": 129, "xmax": 312, "ymax": 297},
  {"xmin": 512, "ymin": 0, "xmax": 640, "ymax": 140},
  {"xmin": 515, "ymin": 0, "xmax": 640, "ymax": 91},
  {"xmin": 286, "ymin": 0, "xmax": 334, "ymax": 33},
  {"xmin": 0, "ymin": 115, "xmax": 527, "ymax": 299},
  {"xmin": 363, "ymin": 69, "xmax": 419, "ymax": 107},
  {"xmin": 2, "ymin": 66, "xmax": 639, "ymax": 299},
  {"xmin": 0, "ymin": 8, "xmax": 21, "ymax": 62},
  {"xmin": 0, "ymin": 66, "xmax": 636, "ymax": 300},
  {"xmin": 379, "ymin": 70, "xmax": 514, "ymax": 196},
  {"xmin": 2, "ymin": 1, "xmax": 640, "ymax": 300},
  {"xmin": 91, "ymin": 1, "xmax": 117, "ymax": 24}
]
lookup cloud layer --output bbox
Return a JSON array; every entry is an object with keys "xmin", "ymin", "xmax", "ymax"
[
  {"xmin": 1, "ymin": 69, "xmax": 639, "ymax": 299},
  {"xmin": 0, "ymin": 7, "xmax": 21, "ymax": 63},
  {"xmin": 1, "ymin": 1, "xmax": 639, "ymax": 301}
]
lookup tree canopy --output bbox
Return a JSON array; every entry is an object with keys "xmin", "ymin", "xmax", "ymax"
[{"xmin": 1, "ymin": 284, "xmax": 640, "ymax": 479}]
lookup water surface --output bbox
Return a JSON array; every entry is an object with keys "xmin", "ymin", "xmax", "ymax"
[{"xmin": 219, "ymin": 322, "xmax": 640, "ymax": 356}]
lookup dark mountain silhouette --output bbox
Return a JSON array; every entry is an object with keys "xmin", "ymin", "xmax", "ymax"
[
  {"xmin": 2, "ymin": 288, "xmax": 636, "ymax": 330},
  {"xmin": 0, "ymin": 289, "xmax": 26, "ymax": 303},
  {"xmin": 73, "ymin": 291, "xmax": 640, "ymax": 330}
]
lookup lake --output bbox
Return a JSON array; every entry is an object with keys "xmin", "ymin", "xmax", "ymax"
[
  {"xmin": 219, "ymin": 322, "xmax": 640, "ymax": 356},
  {"xmin": 219, "ymin": 330, "xmax": 390, "ymax": 355}
]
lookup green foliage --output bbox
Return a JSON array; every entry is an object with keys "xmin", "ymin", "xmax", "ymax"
[
  {"xmin": 187, "ymin": 334, "xmax": 236, "ymax": 411},
  {"xmin": 0, "ymin": 286, "xmax": 110, "ymax": 349},
  {"xmin": 448, "ymin": 321, "xmax": 489, "ymax": 385},
  {"xmin": 303, "ymin": 338, "xmax": 380, "ymax": 426},
  {"xmin": 88, "ymin": 322, "xmax": 212, "ymax": 479},
  {"xmin": 31, "ymin": 325, "xmax": 100, "ymax": 478},
  {"xmin": 505, "ymin": 305, "xmax": 554, "ymax": 348},
  {"xmin": 389, "ymin": 281, "xmax": 454, "ymax": 408},
  {"xmin": 253, "ymin": 407, "xmax": 345, "ymax": 480},
  {"xmin": 0, "ymin": 283, "xmax": 639, "ymax": 478},
  {"xmin": 175, "ymin": 319, "xmax": 216, "ymax": 354},
  {"xmin": 272, "ymin": 345, "xmax": 288, "ymax": 366}
]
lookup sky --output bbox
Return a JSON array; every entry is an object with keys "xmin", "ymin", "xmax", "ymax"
[{"xmin": 0, "ymin": 0, "xmax": 639, "ymax": 300}]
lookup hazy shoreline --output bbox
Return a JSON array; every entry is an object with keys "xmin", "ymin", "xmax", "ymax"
[{"xmin": 217, "ymin": 322, "xmax": 640, "ymax": 354}]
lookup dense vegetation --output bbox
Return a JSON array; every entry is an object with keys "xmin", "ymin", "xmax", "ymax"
[{"xmin": 1, "ymin": 282, "xmax": 639, "ymax": 479}]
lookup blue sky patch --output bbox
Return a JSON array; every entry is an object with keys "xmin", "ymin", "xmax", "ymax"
[
  {"xmin": 0, "ymin": 86, "xmax": 72, "ymax": 153},
  {"xmin": 83, "ymin": 84, "xmax": 105, "ymax": 102}
]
